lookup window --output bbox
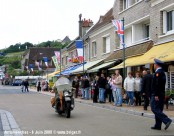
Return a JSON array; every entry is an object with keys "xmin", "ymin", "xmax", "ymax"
[
  {"xmin": 123, "ymin": 0, "xmax": 130, "ymax": 10},
  {"xmin": 166, "ymin": 72, "xmax": 174, "ymax": 89},
  {"xmin": 163, "ymin": 10, "xmax": 174, "ymax": 34},
  {"xmin": 92, "ymin": 42, "xmax": 97, "ymax": 57},
  {"xmin": 144, "ymin": 24, "xmax": 150, "ymax": 39},
  {"xmin": 167, "ymin": 11, "xmax": 173, "ymax": 31},
  {"xmin": 103, "ymin": 36, "xmax": 110, "ymax": 53}
]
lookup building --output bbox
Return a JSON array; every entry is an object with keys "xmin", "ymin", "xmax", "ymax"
[{"xmin": 21, "ymin": 47, "xmax": 60, "ymax": 74}]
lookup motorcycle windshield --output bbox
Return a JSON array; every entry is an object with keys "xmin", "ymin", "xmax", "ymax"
[{"xmin": 55, "ymin": 77, "xmax": 71, "ymax": 91}]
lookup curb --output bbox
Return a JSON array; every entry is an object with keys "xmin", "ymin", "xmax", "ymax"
[
  {"xmin": 0, "ymin": 110, "xmax": 23, "ymax": 136},
  {"xmin": 30, "ymin": 89, "xmax": 174, "ymax": 123}
]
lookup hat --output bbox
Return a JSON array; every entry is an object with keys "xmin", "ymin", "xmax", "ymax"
[{"xmin": 154, "ymin": 59, "xmax": 164, "ymax": 66}]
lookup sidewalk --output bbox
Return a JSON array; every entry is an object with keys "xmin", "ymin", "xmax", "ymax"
[
  {"xmin": 29, "ymin": 87, "xmax": 174, "ymax": 122},
  {"xmin": 0, "ymin": 110, "xmax": 23, "ymax": 136}
]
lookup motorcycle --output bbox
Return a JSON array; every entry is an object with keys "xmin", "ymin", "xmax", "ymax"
[{"xmin": 52, "ymin": 76, "xmax": 75, "ymax": 118}]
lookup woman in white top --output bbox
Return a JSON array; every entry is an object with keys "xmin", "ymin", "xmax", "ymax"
[
  {"xmin": 124, "ymin": 72, "xmax": 135, "ymax": 106},
  {"xmin": 134, "ymin": 72, "xmax": 142, "ymax": 106}
]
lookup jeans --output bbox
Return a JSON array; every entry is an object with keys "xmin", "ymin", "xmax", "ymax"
[
  {"xmin": 126, "ymin": 91, "xmax": 134, "ymax": 105},
  {"xmin": 81, "ymin": 88, "xmax": 85, "ymax": 98},
  {"xmin": 150, "ymin": 96, "xmax": 171, "ymax": 128},
  {"xmin": 99, "ymin": 88, "xmax": 105, "ymax": 102},
  {"xmin": 116, "ymin": 88, "xmax": 122, "ymax": 105},
  {"xmin": 84, "ymin": 88, "xmax": 89, "ymax": 100},
  {"xmin": 112, "ymin": 89, "xmax": 117, "ymax": 105}
]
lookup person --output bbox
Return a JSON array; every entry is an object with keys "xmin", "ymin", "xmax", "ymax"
[
  {"xmin": 36, "ymin": 80, "xmax": 41, "ymax": 92},
  {"xmin": 110, "ymin": 74, "xmax": 117, "ymax": 106},
  {"xmin": 98, "ymin": 74, "xmax": 106, "ymax": 103},
  {"xmin": 114, "ymin": 70, "xmax": 123, "ymax": 106},
  {"xmin": 105, "ymin": 76, "xmax": 113, "ymax": 103},
  {"xmin": 83, "ymin": 76, "xmax": 90, "ymax": 100},
  {"xmin": 72, "ymin": 76, "xmax": 79, "ymax": 98},
  {"xmin": 44, "ymin": 81, "xmax": 49, "ymax": 91},
  {"xmin": 80, "ymin": 76, "xmax": 85, "ymax": 99},
  {"xmin": 141, "ymin": 69, "xmax": 153, "ymax": 110},
  {"xmin": 93, "ymin": 75, "xmax": 99, "ymax": 103},
  {"xmin": 124, "ymin": 72, "xmax": 135, "ymax": 106},
  {"xmin": 150, "ymin": 59, "xmax": 172, "ymax": 130},
  {"xmin": 24, "ymin": 80, "xmax": 29, "ymax": 92},
  {"xmin": 134, "ymin": 72, "xmax": 142, "ymax": 106},
  {"xmin": 21, "ymin": 80, "xmax": 24, "ymax": 92}
]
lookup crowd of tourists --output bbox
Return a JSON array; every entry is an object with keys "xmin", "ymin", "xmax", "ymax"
[{"xmin": 71, "ymin": 69, "xmax": 154, "ymax": 110}]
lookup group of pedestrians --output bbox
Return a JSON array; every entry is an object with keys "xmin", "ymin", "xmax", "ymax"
[{"xmin": 21, "ymin": 80, "xmax": 29, "ymax": 92}]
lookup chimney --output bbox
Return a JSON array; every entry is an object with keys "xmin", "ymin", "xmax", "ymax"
[{"xmin": 79, "ymin": 14, "xmax": 82, "ymax": 38}]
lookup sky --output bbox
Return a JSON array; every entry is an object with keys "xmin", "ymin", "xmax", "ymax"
[{"xmin": 0, "ymin": 0, "xmax": 115, "ymax": 49}]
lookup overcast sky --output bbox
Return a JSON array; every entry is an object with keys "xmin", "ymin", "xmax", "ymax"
[{"xmin": 0, "ymin": 0, "xmax": 115, "ymax": 49}]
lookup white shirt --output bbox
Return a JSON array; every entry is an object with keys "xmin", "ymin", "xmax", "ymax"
[
  {"xmin": 134, "ymin": 77, "xmax": 141, "ymax": 92},
  {"xmin": 124, "ymin": 77, "xmax": 135, "ymax": 92}
]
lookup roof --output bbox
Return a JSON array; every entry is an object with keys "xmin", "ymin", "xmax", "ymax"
[
  {"xmin": 62, "ymin": 36, "xmax": 71, "ymax": 44},
  {"xmin": 104, "ymin": 41, "xmax": 153, "ymax": 62},
  {"xmin": 26, "ymin": 47, "xmax": 60, "ymax": 68},
  {"xmin": 87, "ymin": 8, "xmax": 113, "ymax": 35}
]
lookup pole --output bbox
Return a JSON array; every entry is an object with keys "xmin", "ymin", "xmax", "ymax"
[
  {"xmin": 60, "ymin": 49, "xmax": 62, "ymax": 75},
  {"xmin": 122, "ymin": 18, "xmax": 126, "ymax": 80},
  {"xmin": 83, "ymin": 39, "xmax": 85, "ymax": 76}
]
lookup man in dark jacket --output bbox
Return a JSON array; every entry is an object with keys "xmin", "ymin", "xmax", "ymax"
[
  {"xmin": 98, "ymin": 74, "xmax": 106, "ymax": 103},
  {"xmin": 150, "ymin": 59, "xmax": 172, "ymax": 130},
  {"xmin": 141, "ymin": 69, "xmax": 153, "ymax": 110},
  {"xmin": 24, "ymin": 80, "xmax": 29, "ymax": 92},
  {"xmin": 72, "ymin": 76, "xmax": 79, "ymax": 98},
  {"xmin": 81, "ymin": 76, "xmax": 90, "ymax": 100}
]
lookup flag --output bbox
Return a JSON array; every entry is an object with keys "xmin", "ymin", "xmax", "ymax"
[
  {"xmin": 75, "ymin": 40, "xmax": 84, "ymax": 63},
  {"xmin": 52, "ymin": 56, "xmax": 60, "ymax": 70},
  {"xmin": 54, "ymin": 51, "xmax": 60, "ymax": 64},
  {"xmin": 35, "ymin": 60, "xmax": 42, "ymax": 71},
  {"xmin": 68, "ymin": 57, "xmax": 72, "ymax": 62},
  {"xmin": 112, "ymin": 20, "xmax": 125, "ymax": 47},
  {"xmin": 29, "ymin": 64, "xmax": 33, "ymax": 72},
  {"xmin": 43, "ymin": 57, "xmax": 48, "ymax": 68}
]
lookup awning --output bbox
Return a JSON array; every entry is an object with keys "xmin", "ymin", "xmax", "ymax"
[
  {"xmin": 87, "ymin": 61, "xmax": 115, "ymax": 73},
  {"xmin": 109, "ymin": 56, "xmax": 142, "ymax": 70},
  {"xmin": 55, "ymin": 63, "xmax": 85, "ymax": 77},
  {"xmin": 110, "ymin": 41, "xmax": 174, "ymax": 69},
  {"xmin": 129, "ymin": 41, "xmax": 174, "ymax": 66},
  {"xmin": 48, "ymin": 70, "xmax": 60, "ymax": 78},
  {"xmin": 71, "ymin": 59, "xmax": 103, "ymax": 74}
]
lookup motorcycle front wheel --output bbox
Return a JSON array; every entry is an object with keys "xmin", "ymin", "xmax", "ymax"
[{"xmin": 65, "ymin": 103, "xmax": 71, "ymax": 118}]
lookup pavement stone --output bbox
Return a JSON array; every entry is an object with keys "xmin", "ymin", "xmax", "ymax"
[{"xmin": 0, "ymin": 110, "xmax": 23, "ymax": 136}]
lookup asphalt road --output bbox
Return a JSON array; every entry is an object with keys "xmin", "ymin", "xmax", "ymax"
[{"xmin": 0, "ymin": 85, "xmax": 173, "ymax": 136}]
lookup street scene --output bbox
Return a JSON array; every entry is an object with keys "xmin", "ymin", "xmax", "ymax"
[
  {"xmin": 0, "ymin": 0, "xmax": 174, "ymax": 136},
  {"xmin": 0, "ymin": 85, "xmax": 173, "ymax": 136}
]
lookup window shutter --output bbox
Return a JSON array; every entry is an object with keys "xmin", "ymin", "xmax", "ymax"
[
  {"xmin": 106, "ymin": 37, "xmax": 110, "ymax": 53},
  {"xmin": 172, "ymin": 11, "xmax": 174, "ymax": 30},
  {"xmin": 163, "ymin": 11, "xmax": 167, "ymax": 34}
]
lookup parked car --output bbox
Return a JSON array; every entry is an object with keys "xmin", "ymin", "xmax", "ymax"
[{"xmin": 12, "ymin": 80, "xmax": 22, "ymax": 86}]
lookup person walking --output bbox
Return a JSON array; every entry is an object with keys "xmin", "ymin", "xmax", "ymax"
[
  {"xmin": 134, "ymin": 72, "xmax": 142, "ymax": 106},
  {"xmin": 36, "ymin": 80, "xmax": 41, "ymax": 92},
  {"xmin": 124, "ymin": 72, "xmax": 135, "ymax": 106},
  {"xmin": 24, "ymin": 80, "xmax": 29, "ymax": 92},
  {"xmin": 114, "ymin": 70, "xmax": 123, "ymax": 106},
  {"xmin": 72, "ymin": 76, "xmax": 79, "ymax": 98},
  {"xmin": 93, "ymin": 75, "xmax": 99, "ymax": 103},
  {"xmin": 141, "ymin": 69, "xmax": 153, "ymax": 110},
  {"xmin": 150, "ymin": 59, "xmax": 172, "ymax": 130},
  {"xmin": 98, "ymin": 74, "xmax": 106, "ymax": 103}
]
